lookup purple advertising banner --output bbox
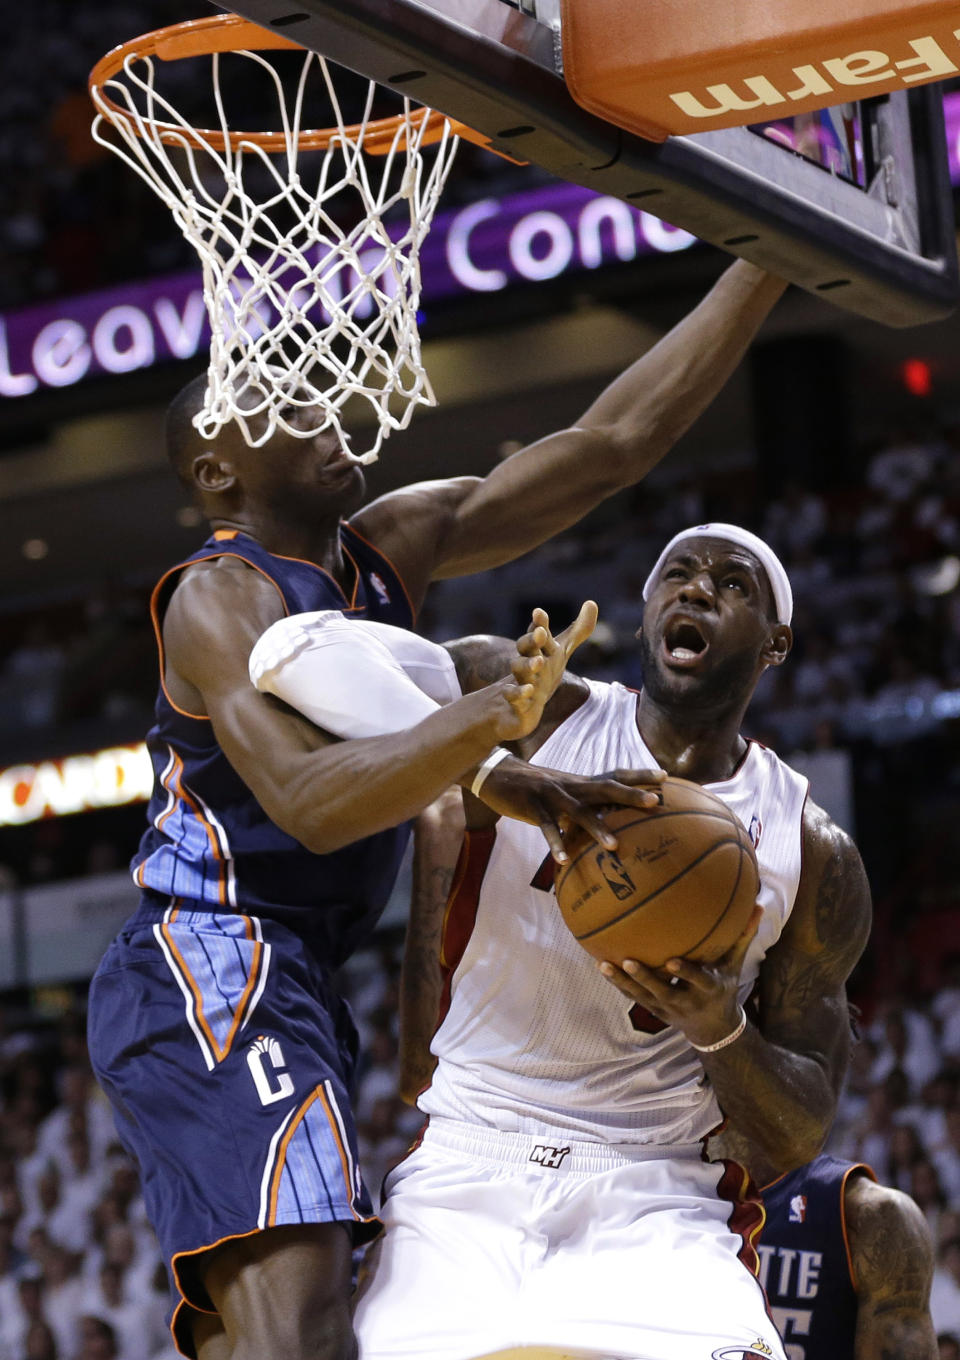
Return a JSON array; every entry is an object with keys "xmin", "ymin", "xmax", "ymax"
[
  {"xmin": 2, "ymin": 92, "xmax": 960, "ymax": 402},
  {"xmin": 0, "ymin": 180, "xmax": 695, "ymax": 401}
]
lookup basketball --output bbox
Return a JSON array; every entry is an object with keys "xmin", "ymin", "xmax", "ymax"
[{"xmin": 554, "ymin": 777, "xmax": 759, "ymax": 969}]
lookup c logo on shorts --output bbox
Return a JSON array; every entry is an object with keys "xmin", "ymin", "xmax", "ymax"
[{"xmin": 247, "ymin": 1035, "xmax": 295, "ymax": 1106}]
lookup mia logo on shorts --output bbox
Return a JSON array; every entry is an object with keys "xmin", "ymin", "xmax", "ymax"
[
  {"xmin": 247, "ymin": 1035, "xmax": 295, "ymax": 1106},
  {"xmin": 529, "ymin": 1144, "xmax": 571, "ymax": 1170}
]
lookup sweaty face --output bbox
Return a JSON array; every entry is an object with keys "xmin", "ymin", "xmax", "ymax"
[
  {"xmin": 220, "ymin": 390, "xmax": 366, "ymax": 520},
  {"xmin": 639, "ymin": 537, "xmax": 779, "ymax": 714}
]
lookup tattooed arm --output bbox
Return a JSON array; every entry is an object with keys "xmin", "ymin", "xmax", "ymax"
[
  {"xmin": 846, "ymin": 1172, "xmax": 937, "ymax": 1360},
  {"xmin": 398, "ymin": 789, "xmax": 466, "ymax": 1104},
  {"xmin": 601, "ymin": 799, "xmax": 871, "ymax": 1174},
  {"xmin": 702, "ymin": 802, "xmax": 871, "ymax": 1171}
]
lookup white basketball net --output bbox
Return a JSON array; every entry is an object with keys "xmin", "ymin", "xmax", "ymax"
[{"xmin": 90, "ymin": 36, "xmax": 460, "ymax": 461}]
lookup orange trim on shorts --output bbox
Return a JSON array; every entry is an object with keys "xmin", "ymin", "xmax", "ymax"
[
  {"xmin": 149, "ymin": 552, "xmax": 289, "ymax": 721},
  {"xmin": 267, "ymin": 1086, "xmax": 322, "ymax": 1225},
  {"xmin": 316, "ymin": 1082, "xmax": 361, "ymax": 1219},
  {"xmin": 162, "ymin": 909, "xmax": 263, "ymax": 1063}
]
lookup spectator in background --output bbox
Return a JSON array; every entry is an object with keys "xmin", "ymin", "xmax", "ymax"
[
  {"xmin": 21, "ymin": 1319, "xmax": 58, "ymax": 1360},
  {"xmin": 0, "ymin": 1272, "xmax": 46, "ymax": 1360},
  {"xmin": 870, "ymin": 1005, "xmax": 941, "ymax": 1098},
  {"xmin": 762, "ymin": 478, "xmax": 826, "ymax": 559},
  {"xmin": 932, "ymin": 1239, "xmax": 960, "ymax": 1337},
  {"xmin": 74, "ymin": 1315, "xmax": 118, "ymax": 1360},
  {"xmin": 37, "ymin": 1243, "xmax": 83, "ymax": 1360},
  {"xmin": 913, "ymin": 1160, "xmax": 952, "ymax": 1244}
]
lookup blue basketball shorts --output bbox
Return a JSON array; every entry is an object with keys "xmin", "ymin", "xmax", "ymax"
[{"xmin": 87, "ymin": 896, "xmax": 380, "ymax": 1355}]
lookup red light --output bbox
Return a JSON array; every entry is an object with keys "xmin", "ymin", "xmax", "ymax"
[{"xmin": 902, "ymin": 358, "xmax": 932, "ymax": 398}]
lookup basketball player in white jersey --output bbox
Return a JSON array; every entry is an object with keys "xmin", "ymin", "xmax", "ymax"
[{"xmin": 248, "ymin": 523, "xmax": 872, "ymax": 1360}]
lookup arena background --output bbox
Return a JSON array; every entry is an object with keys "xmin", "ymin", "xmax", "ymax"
[{"xmin": 4, "ymin": 4, "xmax": 960, "ymax": 1357}]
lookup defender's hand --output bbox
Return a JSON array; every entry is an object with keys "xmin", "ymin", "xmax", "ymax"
[
  {"xmin": 498, "ymin": 602, "xmax": 598, "ymax": 740},
  {"xmin": 478, "ymin": 763, "xmax": 667, "ymax": 862},
  {"xmin": 599, "ymin": 904, "xmax": 763, "ymax": 1051}
]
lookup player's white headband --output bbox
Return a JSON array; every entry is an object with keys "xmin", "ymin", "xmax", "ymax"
[{"xmin": 641, "ymin": 523, "xmax": 793, "ymax": 626}]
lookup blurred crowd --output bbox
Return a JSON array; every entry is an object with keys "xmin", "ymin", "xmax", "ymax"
[{"xmin": 9, "ymin": 940, "xmax": 960, "ymax": 1357}]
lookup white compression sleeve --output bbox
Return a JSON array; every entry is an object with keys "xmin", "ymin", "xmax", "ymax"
[{"xmin": 248, "ymin": 610, "xmax": 462, "ymax": 740}]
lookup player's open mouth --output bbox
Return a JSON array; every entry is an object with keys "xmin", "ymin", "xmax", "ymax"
[{"xmin": 662, "ymin": 618, "xmax": 709, "ymax": 667}]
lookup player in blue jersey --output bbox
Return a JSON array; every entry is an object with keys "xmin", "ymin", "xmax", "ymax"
[
  {"xmin": 759, "ymin": 1152, "xmax": 936, "ymax": 1359},
  {"xmin": 87, "ymin": 259, "xmax": 785, "ymax": 1360}
]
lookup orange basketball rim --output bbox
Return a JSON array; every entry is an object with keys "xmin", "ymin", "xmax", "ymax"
[
  {"xmin": 562, "ymin": 0, "xmax": 960, "ymax": 141},
  {"xmin": 89, "ymin": 11, "xmax": 518, "ymax": 159}
]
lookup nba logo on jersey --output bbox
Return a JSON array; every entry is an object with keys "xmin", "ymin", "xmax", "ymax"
[
  {"xmin": 369, "ymin": 571, "xmax": 391, "ymax": 605},
  {"xmin": 748, "ymin": 813, "xmax": 762, "ymax": 849},
  {"xmin": 788, "ymin": 1193, "xmax": 808, "ymax": 1224}
]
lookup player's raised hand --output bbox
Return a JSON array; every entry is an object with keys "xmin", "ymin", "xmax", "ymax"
[{"xmin": 501, "ymin": 600, "xmax": 598, "ymax": 738}]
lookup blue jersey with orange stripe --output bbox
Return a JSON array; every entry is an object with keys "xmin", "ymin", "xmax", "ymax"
[
  {"xmin": 131, "ymin": 524, "xmax": 415, "ymax": 967},
  {"xmin": 759, "ymin": 1154, "xmax": 874, "ymax": 1359}
]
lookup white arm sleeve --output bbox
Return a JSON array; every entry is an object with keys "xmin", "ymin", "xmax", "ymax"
[{"xmin": 248, "ymin": 610, "xmax": 462, "ymax": 740}]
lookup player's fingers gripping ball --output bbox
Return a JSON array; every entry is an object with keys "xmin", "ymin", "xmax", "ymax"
[{"xmin": 554, "ymin": 777, "xmax": 759, "ymax": 968}]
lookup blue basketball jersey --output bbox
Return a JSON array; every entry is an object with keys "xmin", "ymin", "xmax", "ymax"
[
  {"xmin": 759, "ymin": 1154, "xmax": 874, "ymax": 1359},
  {"xmin": 131, "ymin": 523, "xmax": 415, "ymax": 966}
]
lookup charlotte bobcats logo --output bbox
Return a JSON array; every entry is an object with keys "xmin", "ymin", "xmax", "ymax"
[
  {"xmin": 368, "ymin": 572, "xmax": 391, "ymax": 605},
  {"xmin": 529, "ymin": 1144, "xmax": 571, "ymax": 1169},
  {"xmin": 246, "ymin": 1035, "xmax": 294, "ymax": 1106},
  {"xmin": 712, "ymin": 1342, "xmax": 775, "ymax": 1360},
  {"xmin": 789, "ymin": 1193, "xmax": 808, "ymax": 1224},
  {"xmin": 748, "ymin": 813, "xmax": 762, "ymax": 849},
  {"xmin": 595, "ymin": 850, "xmax": 635, "ymax": 900}
]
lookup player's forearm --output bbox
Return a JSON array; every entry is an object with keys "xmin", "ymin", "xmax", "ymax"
[
  {"xmin": 279, "ymin": 690, "xmax": 509, "ymax": 854},
  {"xmin": 578, "ymin": 260, "xmax": 786, "ymax": 478},
  {"xmin": 701, "ymin": 1023, "xmax": 835, "ymax": 1174},
  {"xmin": 855, "ymin": 1313, "xmax": 938, "ymax": 1360}
]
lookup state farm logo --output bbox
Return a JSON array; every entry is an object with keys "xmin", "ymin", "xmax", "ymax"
[{"xmin": 669, "ymin": 32, "xmax": 960, "ymax": 124}]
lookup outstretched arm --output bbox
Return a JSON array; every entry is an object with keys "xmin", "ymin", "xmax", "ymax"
[
  {"xmin": 600, "ymin": 800, "xmax": 871, "ymax": 1174},
  {"xmin": 356, "ymin": 260, "xmax": 787, "ymax": 588},
  {"xmin": 846, "ymin": 1175, "xmax": 937, "ymax": 1360},
  {"xmin": 165, "ymin": 560, "xmax": 593, "ymax": 855}
]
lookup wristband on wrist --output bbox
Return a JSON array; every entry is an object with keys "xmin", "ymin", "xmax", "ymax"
[
  {"xmin": 469, "ymin": 747, "xmax": 511, "ymax": 798},
  {"xmin": 689, "ymin": 1004, "xmax": 747, "ymax": 1054}
]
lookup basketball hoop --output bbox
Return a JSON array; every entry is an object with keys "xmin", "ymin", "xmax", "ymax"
[{"xmin": 89, "ymin": 14, "xmax": 478, "ymax": 461}]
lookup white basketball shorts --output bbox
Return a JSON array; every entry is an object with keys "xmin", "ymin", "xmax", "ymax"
[{"xmin": 353, "ymin": 1118, "xmax": 785, "ymax": 1360}]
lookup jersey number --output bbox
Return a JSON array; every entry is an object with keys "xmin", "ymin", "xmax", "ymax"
[{"xmin": 771, "ymin": 1306, "xmax": 812, "ymax": 1360}]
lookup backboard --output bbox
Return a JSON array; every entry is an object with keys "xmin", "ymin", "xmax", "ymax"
[{"xmin": 216, "ymin": 0, "xmax": 959, "ymax": 328}]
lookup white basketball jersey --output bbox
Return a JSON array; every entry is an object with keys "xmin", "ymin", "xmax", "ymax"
[{"xmin": 419, "ymin": 679, "xmax": 809, "ymax": 1144}]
